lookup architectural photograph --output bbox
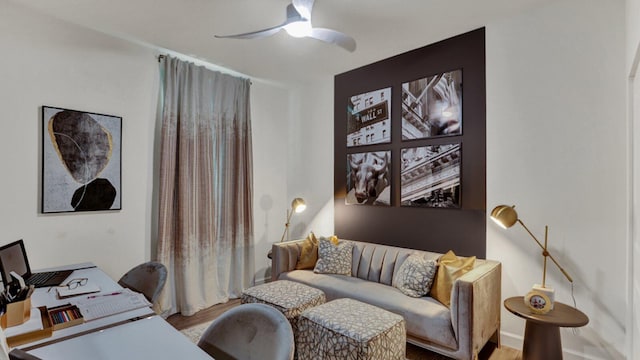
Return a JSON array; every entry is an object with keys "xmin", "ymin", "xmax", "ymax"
[
  {"xmin": 401, "ymin": 144, "xmax": 461, "ymax": 208},
  {"xmin": 402, "ymin": 69, "xmax": 463, "ymax": 140},
  {"xmin": 0, "ymin": 0, "xmax": 637, "ymax": 359}
]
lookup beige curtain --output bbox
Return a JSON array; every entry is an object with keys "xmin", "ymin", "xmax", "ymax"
[{"xmin": 156, "ymin": 56, "xmax": 254, "ymax": 316}]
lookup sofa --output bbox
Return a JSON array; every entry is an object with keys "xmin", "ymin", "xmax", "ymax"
[{"xmin": 271, "ymin": 239, "xmax": 501, "ymax": 360}]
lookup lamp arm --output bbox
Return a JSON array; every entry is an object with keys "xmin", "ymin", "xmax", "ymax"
[
  {"xmin": 280, "ymin": 208, "xmax": 293, "ymax": 242},
  {"xmin": 517, "ymin": 219, "xmax": 574, "ymax": 283}
]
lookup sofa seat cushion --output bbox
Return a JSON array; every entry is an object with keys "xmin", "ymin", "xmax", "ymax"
[{"xmin": 279, "ymin": 270, "xmax": 458, "ymax": 350}]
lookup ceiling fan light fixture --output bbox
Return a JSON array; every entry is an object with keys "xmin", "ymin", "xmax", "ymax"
[
  {"xmin": 284, "ymin": 20, "xmax": 312, "ymax": 38},
  {"xmin": 215, "ymin": 1, "xmax": 356, "ymax": 51}
]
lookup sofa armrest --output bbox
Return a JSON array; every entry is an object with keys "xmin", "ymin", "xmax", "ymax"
[
  {"xmin": 271, "ymin": 240, "xmax": 306, "ymax": 281},
  {"xmin": 450, "ymin": 260, "xmax": 501, "ymax": 359}
]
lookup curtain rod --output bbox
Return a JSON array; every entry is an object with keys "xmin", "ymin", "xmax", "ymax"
[{"xmin": 156, "ymin": 55, "xmax": 252, "ymax": 84}]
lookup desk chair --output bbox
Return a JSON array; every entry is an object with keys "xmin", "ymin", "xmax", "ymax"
[
  {"xmin": 197, "ymin": 303, "xmax": 294, "ymax": 360},
  {"xmin": 118, "ymin": 261, "xmax": 167, "ymax": 304},
  {"xmin": 8, "ymin": 349, "xmax": 42, "ymax": 360}
]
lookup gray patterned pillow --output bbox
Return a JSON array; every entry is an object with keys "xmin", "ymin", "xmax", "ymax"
[
  {"xmin": 313, "ymin": 237, "xmax": 353, "ymax": 276},
  {"xmin": 392, "ymin": 253, "xmax": 438, "ymax": 297}
]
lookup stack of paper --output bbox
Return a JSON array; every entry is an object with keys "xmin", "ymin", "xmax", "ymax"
[{"xmin": 57, "ymin": 283, "xmax": 101, "ymax": 298}]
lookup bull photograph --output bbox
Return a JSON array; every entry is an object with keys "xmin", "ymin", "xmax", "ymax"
[
  {"xmin": 401, "ymin": 144, "xmax": 461, "ymax": 208},
  {"xmin": 346, "ymin": 151, "xmax": 391, "ymax": 206},
  {"xmin": 347, "ymin": 87, "xmax": 391, "ymax": 147},
  {"xmin": 401, "ymin": 69, "xmax": 462, "ymax": 140}
]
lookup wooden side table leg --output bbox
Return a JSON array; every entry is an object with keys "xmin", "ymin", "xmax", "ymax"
[{"xmin": 522, "ymin": 321, "xmax": 562, "ymax": 360}]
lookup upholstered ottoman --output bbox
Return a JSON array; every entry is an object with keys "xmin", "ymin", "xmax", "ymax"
[
  {"xmin": 297, "ymin": 298, "xmax": 406, "ymax": 360},
  {"xmin": 241, "ymin": 280, "xmax": 326, "ymax": 339}
]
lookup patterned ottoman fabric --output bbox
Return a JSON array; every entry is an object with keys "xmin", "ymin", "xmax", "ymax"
[
  {"xmin": 241, "ymin": 280, "xmax": 326, "ymax": 340},
  {"xmin": 297, "ymin": 298, "xmax": 406, "ymax": 360}
]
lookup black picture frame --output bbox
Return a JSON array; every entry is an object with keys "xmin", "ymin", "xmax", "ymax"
[
  {"xmin": 42, "ymin": 106, "xmax": 122, "ymax": 213},
  {"xmin": 347, "ymin": 87, "xmax": 392, "ymax": 147},
  {"xmin": 346, "ymin": 151, "xmax": 391, "ymax": 206},
  {"xmin": 400, "ymin": 143, "xmax": 461, "ymax": 208},
  {"xmin": 401, "ymin": 69, "xmax": 463, "ymax": 140}
]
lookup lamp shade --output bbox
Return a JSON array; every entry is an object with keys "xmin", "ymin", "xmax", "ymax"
[
  {"xmin": 291, "ymin": 198, "xmax": 306, "ymax": 213},
  {"xmin": 490, "ymin": 205, "xmax": 518, "ymax": 229}
]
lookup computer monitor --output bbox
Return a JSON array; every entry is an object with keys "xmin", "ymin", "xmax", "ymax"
[{"xmin": 0, "ymin": 239, "xmax": 30, "ymax": 286}]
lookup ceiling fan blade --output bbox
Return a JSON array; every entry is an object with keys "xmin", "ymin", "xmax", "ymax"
[
  {"xmin": 292, "ymin": 0, "xmax": 314, "ymax": 19},
  {"xmin": 310, "ymin": 28, "xmax": 356, "ymax": 52},
  {"xmin": 216, "ymin": 5, "xmax": 304, "ymax": 40},
  {"xmin": 215, "ymin": 23, "xmax": 286, "ymax": 40}
]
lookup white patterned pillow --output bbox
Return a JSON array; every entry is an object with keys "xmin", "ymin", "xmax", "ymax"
[
  {"xmin": 313, "ymin": 237, "xmax": 353, "ymax": 276},
  {"xmin": 392, "ymin": 253, "xmax": 438, "ymax": 298}
]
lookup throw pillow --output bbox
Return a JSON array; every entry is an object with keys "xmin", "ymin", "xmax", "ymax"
[
  {"xmin": 430, "ymin": 250, "xmax": 476, "ymax": 308},
  {"xmin": 313, "ymin": 237, "xmax": 353, "ymax": 276},
  {"xmin": 392, "ymin": 253, "xmax": 438, "ymax": 298},
  {"xmin": 295, "ymin": 232, "xmax": 319, "ymax": 270}
]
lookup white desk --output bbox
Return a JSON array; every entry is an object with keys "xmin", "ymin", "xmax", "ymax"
[
  {"xmin": 28, "ymin": 316, "xmax": 212, "ymax": 360},
  {"xmin": 16, "ymin": 264, "xmax": 154, "ymax": 349},
  {"xmin": 11, "ymin": 263, "xmax": 212, "ymax": 359}
]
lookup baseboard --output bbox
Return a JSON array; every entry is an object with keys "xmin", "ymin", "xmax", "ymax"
[
  {"xmin": 500, "ymin": 331, "xmax": 609, "ymax": 360},
  {"xmin": 253, "ymin": 276, "xmax": 269, "ymax": 285},
  {"xmin": 499, "ymin": 330, "xmax": 524, "ymax": 352}
]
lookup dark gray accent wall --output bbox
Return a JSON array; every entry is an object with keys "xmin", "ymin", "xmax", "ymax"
[{"xmin": 334, "ymin": 28, "xmax": 486, "ymax": 258}]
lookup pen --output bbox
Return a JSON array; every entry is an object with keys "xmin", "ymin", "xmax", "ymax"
[{"xmin": 87, "ymin": 291, "xmax": 122, "ymax": 299}]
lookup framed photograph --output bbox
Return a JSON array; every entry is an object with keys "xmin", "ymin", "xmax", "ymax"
[
  {"xmin": 347, "ymin": 87, "xmax": 391, "ymax": 147},
  {"xmin": 346, "ymin": 151, "xmax": 391, "ymax": 206},
  {"xmin": 42, "ymin": 106, "xmax": 122, "ymax": 213},
  {"xmin": 402, "ymin": 69, "xmax": 462, "ymax": 140},
  {"xmin": 401, "ymin": 144, "xmax": 461, "ymax": 208}
]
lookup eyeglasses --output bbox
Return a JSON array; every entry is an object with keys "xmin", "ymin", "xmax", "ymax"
[{"xmin": 62, "ymin": 278, "xmax": 88, "ymax": 290}]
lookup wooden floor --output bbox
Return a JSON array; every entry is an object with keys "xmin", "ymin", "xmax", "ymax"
[{"xmin": 168, "ymin": 299, "xmax": 521, "ymax": 360}]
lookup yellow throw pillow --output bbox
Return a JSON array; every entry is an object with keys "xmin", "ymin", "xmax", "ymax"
[
  {"xmin": 431, "ymin": 250, "xmax": 476, "ymax": 308},
  {"xmin": 295, "ymin": 232, "xmax": 319, "ymax": 270}
]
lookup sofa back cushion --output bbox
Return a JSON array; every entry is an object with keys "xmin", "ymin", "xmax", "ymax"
[{"xmin": 350, "ymin": 240, "xmax": 442, "ymax": 286}]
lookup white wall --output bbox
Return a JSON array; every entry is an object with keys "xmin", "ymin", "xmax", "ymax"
[
  {"xmin": 0, "ymin": 0, "xmax": 290, "ymax": 285},
  {"xmin": 628, "ymin": 0, "xmax": 640, "ymax": 357},
  {"xmin": 628, "ymin": 0, "xmax": 640, "ymax": 75},
  {"xmin": 0, "ymin": 0, "xmax": 158, "ymax": 278},
  {"xmin": 0, "ymin": 0, "xmax": 631, "ymax": 357},
  {"xmin": 631, "ymin": 69, "xmax": 640, "ymax": 360},
  {"xmin": 286, "ymin": 79, "xmax": 335, "ymax": 240},
  {"xmin": 251, "ymin": 80, "xmax": 290, "ymax": 282},
  {"xmin": 486, "ymin": 0, "xmax": 626, "ymax": 358},
  {"xmin": 291, "ymin": 0, "xmax": 628, "ymax": 359}
]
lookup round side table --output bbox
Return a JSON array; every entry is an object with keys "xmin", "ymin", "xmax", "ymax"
[{"xmin": 504, "ymin": 296, "xmax": 588, "ymax": 360}]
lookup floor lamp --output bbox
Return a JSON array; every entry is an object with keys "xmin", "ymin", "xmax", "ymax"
[
  {"xmin": 490, "ymin": 204, "xmax": 573, "ymax": 313},
  {"xmin": 267, "ymin": 198, "xmax": 307, "ymax": 259},
  {"xmin": 280, "ymin": 198, "xmax": 307, "ymax": 242}
]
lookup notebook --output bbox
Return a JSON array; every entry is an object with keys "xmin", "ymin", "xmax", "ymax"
[
  {"xmin": 57, "ymin": 282, "xmax": 101, "ymax": 298},
  {"xmin": 0, "ymin": 240, "xmax": 73, "ymax": 288}
]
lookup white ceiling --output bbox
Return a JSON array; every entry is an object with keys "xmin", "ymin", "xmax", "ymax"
[{"xmin": 12, "ymin": 0, "xmax": 556, "ymax": 85}]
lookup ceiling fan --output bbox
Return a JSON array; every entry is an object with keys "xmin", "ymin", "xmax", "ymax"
[{"xmin": 215, "ymin": 0, "xmax": 356, "ymax": 52}]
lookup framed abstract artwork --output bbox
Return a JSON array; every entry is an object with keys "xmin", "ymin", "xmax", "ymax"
[
  {"xmin": 400, "ymin": 144, "xmax": 461, "ymax": 208},
  {"xmin": 347, "ymin": 87, "xmax": 391, "ymax": 147},
  {"xmin": 402, "ymin": 69, "xmax": 462, "ymax": 140},
  {"xmin": 42, "ymin": 106, "xmax": 122, "ymax": 213}
]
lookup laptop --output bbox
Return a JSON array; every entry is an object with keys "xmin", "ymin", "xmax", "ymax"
[{"xmin": 0, "ymin": 239, "xmax": 73, "ymax": 288}]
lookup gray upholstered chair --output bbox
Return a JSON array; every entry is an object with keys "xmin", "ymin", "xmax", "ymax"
[
  {"xmin": 8, "ymin": 349, "xmax": 42, "ymax": 360},
  {"xmin": 197, "ymin": 303, "xmax": 294, "ymax": 360},
  {"xmin": 117, "ymin": 261, "xmax": 167, "ymax": 304}
]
